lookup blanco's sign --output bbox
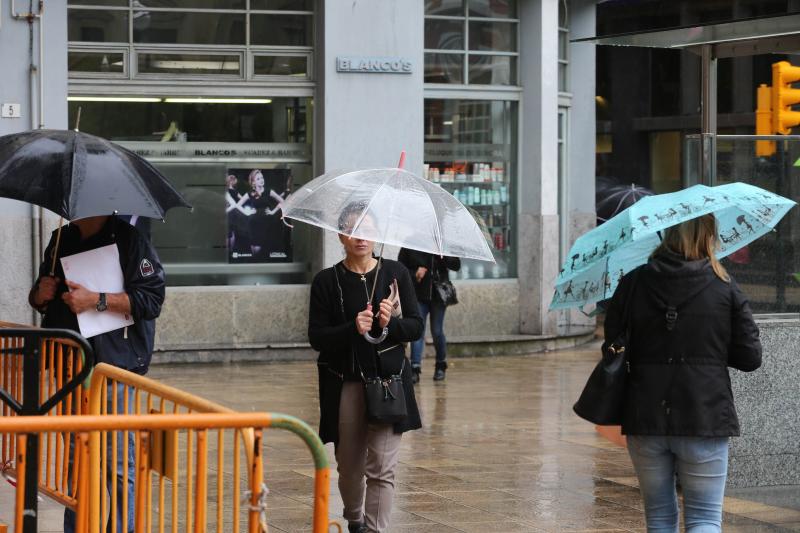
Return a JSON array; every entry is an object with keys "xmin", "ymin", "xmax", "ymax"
[{"xmin": 337, "ymin": 56, "xmax": 412, "ymax": 74}]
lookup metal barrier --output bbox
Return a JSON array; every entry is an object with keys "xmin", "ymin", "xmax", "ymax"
[
  {"xmin": 0, "ymin": 326, "xmax": 95, "ymax": 532},
  {"xmin": 86, "ymin": 363, "xmax": 267, "ymax": 533},
  {"xmin": 0, "ymin": 413, "xmax": 333, "ymax": 533}
]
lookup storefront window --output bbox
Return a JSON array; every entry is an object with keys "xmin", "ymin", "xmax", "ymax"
[
  {"xmin": 558, "ymin": 0, "xmax": 569, "ymax": 93},
  {"xmin": 67, "ymin": 98, "xmax": 313, "ymax": 286},
  {"xmin": 68, "ymin": 10, "xmax": 128, "ymax": 43},
  {"xmin": 68, "ymin": 51, "xmax": 125, "ymax": 74},
  {"xmin": 423, "ymin": 99, "xmax": 517, "ymax": 279},
  {"xmin": 424, "ymin": 0, "xmax": 518, "ymax": 85},
  {"xmin": 67, "ymin": 1, "xmax": 314, "ymax": 80}
]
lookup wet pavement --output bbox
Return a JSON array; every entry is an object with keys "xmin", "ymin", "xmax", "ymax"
[{"xmin": 3, "ymin": 343, "xmax": 799, "ymax": 531}]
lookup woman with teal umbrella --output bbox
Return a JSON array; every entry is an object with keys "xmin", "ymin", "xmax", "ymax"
[{"xmin": 605, "ymin": 213, "xmax": 762, "ymax": 531}]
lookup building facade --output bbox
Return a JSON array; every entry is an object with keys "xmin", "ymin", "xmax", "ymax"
[
  {"xmin": 595, "ymin": 0, "xmax": 800, "ymax": 313},
  {"xmin": 0, "ymin": 0, "xmax": 597, "ymax": 357}
]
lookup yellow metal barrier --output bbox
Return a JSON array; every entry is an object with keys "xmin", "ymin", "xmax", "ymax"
[
  {"xmin": 0, "ymin": 322, "xmax": 89, "ymax": 510},
  {"xmin": 0, "ymin": 323, "xmax": 335, "ymax": 533},
  {"xmin": 0, "ymin": 413, "xmax": 333, "ymax": 533}
]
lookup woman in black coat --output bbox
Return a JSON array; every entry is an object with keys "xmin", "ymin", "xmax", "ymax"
[
  {"xmin": 604, "ymin": 214, "xmax": 762, "ymax": 532},
  {"xmin": 308, "ymin": 203, "xmax": 423, "ymax": 533},
  {"xmin": 397, "ymin": 248, "xmax": 460, "ymax": 382}
]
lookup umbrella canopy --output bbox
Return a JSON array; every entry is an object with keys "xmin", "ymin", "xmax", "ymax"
[
  {"xmin": 550, "ymin": 182, "xmax": 796, "ymax": 310},
  {"xmin": 282, "ymin": 167, "xmax": 495, "ymax": 262},
  {"xmin": 596, "ymin": 181, "xmax": 654, "ymax": 224},
  {"xmin": 0, "ymin": 129, "xmax": 191, "ymax": 220}
]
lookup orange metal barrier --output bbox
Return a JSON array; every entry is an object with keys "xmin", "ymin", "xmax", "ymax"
[
  {"xmin": 0, "ymin": 413, "xmax": 333, "ymax": 533},
  {"xmin": 0, "ymin": 323, "xmax": 89, "ymax": 510}
]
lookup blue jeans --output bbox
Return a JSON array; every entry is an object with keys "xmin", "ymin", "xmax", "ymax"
[
  {"xmin": 411, "ymin": 300, "xmax": 447, "ymax": 368},
  {"xmin": 627, "ymin": 435, "xmax": 729, "ymax": 533},
  {"xmin": 65, "ymin": 382, "xmax": 136, "ymax": 533}
]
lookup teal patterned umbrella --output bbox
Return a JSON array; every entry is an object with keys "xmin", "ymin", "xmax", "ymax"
[{"xmin": 550, "ymin": 182, "xmax": 796, "ymax": 310}]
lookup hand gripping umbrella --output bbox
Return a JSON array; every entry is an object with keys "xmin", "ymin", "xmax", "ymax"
[
  {"xmin": 0, "ymin": 129, "xmax": 192, "ymax": 272},
  {"xmin": 550, "ymin": 182, "xmax": 796, "ymax": 311}
]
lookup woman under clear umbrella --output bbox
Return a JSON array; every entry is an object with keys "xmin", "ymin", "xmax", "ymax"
[
  {"xmin": 308, "ymin": 202, "xmax": 423, "ymax": 533},
  {"xmin": 605, "ymin": 214, "xmax": 762, "ymax": 531}
]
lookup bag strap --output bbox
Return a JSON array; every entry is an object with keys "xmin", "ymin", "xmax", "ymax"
[{"xmin": 333, "ymin": 261, "xmax": 384, "ymax": 382}]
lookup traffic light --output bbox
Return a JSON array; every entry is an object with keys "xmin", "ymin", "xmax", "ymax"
[
  {"xmin": 771, "ymin": 61, "xmax": 800, "ymax": 135},
  {"xmin": 756, "ymin": 84, "xmax": 775, "ymax": 157}
]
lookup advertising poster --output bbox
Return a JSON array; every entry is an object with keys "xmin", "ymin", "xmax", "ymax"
[{"xmin": 225, "ymin": 168, "xmax": 293, "ymax": 263}]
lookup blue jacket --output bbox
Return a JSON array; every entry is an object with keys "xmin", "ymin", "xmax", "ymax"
[{"xmin": 33, "ymin": 216, "xmax": 165, "ymax": 374}]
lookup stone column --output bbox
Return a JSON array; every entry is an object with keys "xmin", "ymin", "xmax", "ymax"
[
  {"xmin": 519, "ymin": 0, "xmax": 560, "ymax": 335},
  {"xmin": 318, "ymin": 0, "xmax": 424, "ymax": 269},
  {"xmin": 565, "ymin": 0, "xmax": 597, "ymax": 332}
]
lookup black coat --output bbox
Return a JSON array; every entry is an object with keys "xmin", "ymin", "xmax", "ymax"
[
  {"xmin": 397, "ymin": 248, "xmax": 461, "ymax": 303},
  {"xmin": 309, "ymin": 259, "xmax": 424, "ymax": 445},
  {"xmin": 32, "ymin": 216, "xmax": 165, "ymax": 374},
  {"xmin": 605, "ymin": 252, "xmax": 762, "ymax": 437}
]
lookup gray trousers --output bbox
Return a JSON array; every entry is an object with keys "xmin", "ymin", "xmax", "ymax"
[{"xmin": 336, "ymin": 381, "xmax": 403, "ymax": 533}]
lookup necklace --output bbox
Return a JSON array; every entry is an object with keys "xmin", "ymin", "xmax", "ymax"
[
  {"xmin": 343, "ymin": 259, "xmax": 374, "ymax": 305},
  {"xmin": 343, "ymin": 258, "xmax": 375, "ymax": 281}
]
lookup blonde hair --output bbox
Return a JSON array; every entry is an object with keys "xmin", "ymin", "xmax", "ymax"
[{"xmin": 652, "ymin": 214, "xmax": 730, "ymax": 282}]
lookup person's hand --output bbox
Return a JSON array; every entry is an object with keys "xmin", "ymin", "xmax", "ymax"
[
  {"xmin": 356, "ymin": 304, "xmax": 374, "ymax": 335},
  {"xmin": 35, "ymin": 276, "xmax": 60, "ymax": 305},
  {"xmin": 377, "ymin": 299, "xmax": 393, "ymax": 328},
  {"xmin": 62, "ymin": 280, "xmax": 98, "ymax": 314},
  {"xmin": 415, "ymin": 266, "xmax": 427, "ymax": 283}
]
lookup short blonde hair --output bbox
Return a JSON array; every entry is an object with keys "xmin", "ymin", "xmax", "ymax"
[{"xmin": 652, "ymin": 214, "xmax": 730, "ymax": 282}]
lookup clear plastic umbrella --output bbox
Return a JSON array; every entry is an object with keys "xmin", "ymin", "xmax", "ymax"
[{"xmin": 282, "ymin": 164, "xmax": 495, "ymax": 262}]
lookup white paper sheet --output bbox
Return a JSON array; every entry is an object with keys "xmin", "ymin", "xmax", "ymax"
[{"xmin": 60, "ymin": 244, "xmax": 135, "ymax": 338}]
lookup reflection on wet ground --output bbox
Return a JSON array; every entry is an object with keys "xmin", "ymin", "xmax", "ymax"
[
  {"xmin": 151, "ymin": 344, "xmax": 800, "ymax": 532},
  {"xmin": 2, "ymin": 343, "xmax": 798, "ymax": 532}
]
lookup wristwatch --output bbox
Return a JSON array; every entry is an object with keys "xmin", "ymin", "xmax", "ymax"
[{"xmin": 95, "ymin": 292, "xmax": 107, "ymax": 312}]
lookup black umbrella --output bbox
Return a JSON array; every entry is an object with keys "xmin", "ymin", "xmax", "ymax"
[
  {"xmin": 0, "ymin": 129, "xmax": 191, "ymax": 220},
  {"xmin": 596, "ymin": 180, "xmax": 653, "ymax": 224}
]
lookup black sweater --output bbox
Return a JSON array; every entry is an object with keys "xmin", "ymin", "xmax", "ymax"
[
  {"xmin": 606, "ymin": 251, "xmax": 762, "ymax": 437},
  {"xmin": 309, "ymin": 259, "xmax": 424, "ymax": 443}
]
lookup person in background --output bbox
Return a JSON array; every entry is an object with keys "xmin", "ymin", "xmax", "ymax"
[
  {"xmin": 397, "ymin": 248, "xmax": 460, "ymax": 383},
  {"xmin": 29, "ymin": 215, "xmax": 165, "ymax": 533},
  {"xmin": 604, "ymin": 214, "xmax": 761, "ymax": 532},
  {"xmin": 308, "ymin": 202, "xmax": 423, "ymax": 533}
]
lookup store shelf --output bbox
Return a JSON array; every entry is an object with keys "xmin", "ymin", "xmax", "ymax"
[{"xmin": 436, "ymin": 181, "xmax": 508, "ymax": 187}]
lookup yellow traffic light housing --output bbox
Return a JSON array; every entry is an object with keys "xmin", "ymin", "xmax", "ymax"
[
  {"xmin": 771, "ymin": 61, "xmax": 800, "ymax": 135},
  {"xmin": 756, "ymin": 84, "xmax": 775, "ymax": 157}
]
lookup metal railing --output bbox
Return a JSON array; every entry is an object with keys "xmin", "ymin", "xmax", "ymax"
[
  {"xmin": 0, "ymin": 412, "xmax": 333, "ymax": 533},
  {"xmin": 0, "ymin": 322, "xmax": 334, "ymax": 533}
]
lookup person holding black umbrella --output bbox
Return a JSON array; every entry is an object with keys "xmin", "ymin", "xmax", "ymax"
[{"xmin": 29, "ymin": 214, "xmax": 165, "ymax": 533}]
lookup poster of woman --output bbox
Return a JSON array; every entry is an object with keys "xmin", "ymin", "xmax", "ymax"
[{"xmin": 226, "ymin": 168, "xmax": 293, "ymax": 263}]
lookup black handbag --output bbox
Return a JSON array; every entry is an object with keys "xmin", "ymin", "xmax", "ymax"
[
  {"xmin": 433, "ymin": 279, "xmax": 458, "ymax": 306},
  {"xmin": 573, "ymin": 269, "xmax": 640, "ymax": 426},
  {"xmin": 363, "ymin": 355, "xmax": 407, "ymax": 424}
]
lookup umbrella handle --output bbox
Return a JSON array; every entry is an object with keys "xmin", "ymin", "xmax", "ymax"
[{"xmin": 49, "ymin": 218, "xmax": 64, "ymax": 276}]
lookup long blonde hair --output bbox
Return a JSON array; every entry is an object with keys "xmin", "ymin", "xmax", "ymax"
[{"xmin": 652, "ymin": 214, "xmax": 730, "ymax": 282}]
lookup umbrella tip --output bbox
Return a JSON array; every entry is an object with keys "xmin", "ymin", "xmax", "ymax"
[{"xmin": 397, "ymin": 151, "xmax": 406, "ymax": 170}]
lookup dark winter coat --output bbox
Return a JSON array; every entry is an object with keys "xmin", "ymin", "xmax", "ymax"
[
  {"xmin": 309, "ymin": 259, "xmax": 424, "ymax": 445},
  {"xmin": 397, "ymin": 248, "xmax": 461, "ymax": 303},
  {"xmin": 605, "ymin": 251, "xmax": 762, "ymax": 437},
  {"xmin": 33, "ymin": 216, "xmax": 165, "ymax": 374}
]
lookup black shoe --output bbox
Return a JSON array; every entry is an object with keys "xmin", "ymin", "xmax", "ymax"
[
  {"xmin": 348, "ymin": 522, "xmax": 367, "ymax": 533},
  {"xmin": 411, "ymin": 367, "xmax": 421, "ymax": 385},
  {"xmin": 433, "ymin": 368, "xmax": 446, "ymax": 381}
]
